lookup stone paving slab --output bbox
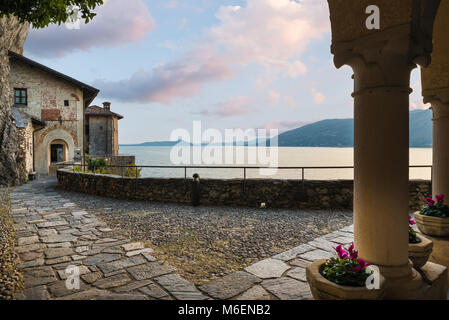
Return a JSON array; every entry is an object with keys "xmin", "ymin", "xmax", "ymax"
[
  {"xmin": 10, "ymin": 179, "xmax": 197, "ymax": 300},
  {"xmin": 11, "ymin": 177, "xmax": 354, "ymax": 300}
]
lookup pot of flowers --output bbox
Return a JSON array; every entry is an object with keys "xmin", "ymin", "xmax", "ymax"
[
  {"xmin": 306, "ymin": 243, "xmax": 385, "ymax": 300},
  {"xmin": 414, "ymin": 194, "xmax": 449, "ymax": 237},
  {"xmin": 408, "ymin": 216, "xmax": 433, "ymax": 269}
]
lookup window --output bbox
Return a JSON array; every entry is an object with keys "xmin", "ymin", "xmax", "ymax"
[
  {"xmin": 64, "ymin": 100, "xmax": 69, "ymax": 106},
  {"xmin": 14, "ymin": 88, "xmax": 27, "ymax": 105}
]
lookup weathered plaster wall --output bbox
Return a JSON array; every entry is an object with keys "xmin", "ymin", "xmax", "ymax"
[
  {"xmin": 57, "ymin": 169, "xmax": 431, "ymax": 211},
  {"xmin": 88, "ymin": 116, "xmax": 118, "ymax": 156},
  {"xmin": 88, "ymin": 116, "xmax": 108, "ymax": 156},
  {"xmin": 9, "ymin": 60, "xmax": 84, "ymax": 174},
  {"xmin": 0, "ymin": 16, "xmax": 29, "ymax": 186}
]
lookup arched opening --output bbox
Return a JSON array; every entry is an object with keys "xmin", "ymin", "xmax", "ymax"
[{"xmin": 47, "ymin": 139, "xmax": 69, "ymax": 175}]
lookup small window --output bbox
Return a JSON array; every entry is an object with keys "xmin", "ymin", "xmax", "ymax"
[
  {"xmin": 14, "ymin": 88, "xmax": 27, "ymax": 105},
  {"xmin": 64, "ymin": 100, "xmax": 69, "ymax": 106}
]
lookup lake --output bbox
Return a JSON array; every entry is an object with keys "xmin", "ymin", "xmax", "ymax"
[{"xmin": 119, "ymin": 146, "xmax": 432, "ymax": 180}]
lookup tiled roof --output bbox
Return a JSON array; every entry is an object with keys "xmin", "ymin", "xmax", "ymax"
[{"xmin": 85, "ymin": 105, "xmax": 124, "ymax": 119}]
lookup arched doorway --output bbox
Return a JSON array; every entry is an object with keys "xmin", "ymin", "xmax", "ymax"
[
  {"xmin": 49, "ymin": 139, "xmax": 68, "ymax": 164},
  {"xmin": 48, "ymin": 139, "xmax": 69, "ymax": 175}
]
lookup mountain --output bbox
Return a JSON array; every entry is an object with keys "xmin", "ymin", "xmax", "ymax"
[
  {"xmin": 121, "ymin": 139, "xmax": 191, "ymax": 147},
  {"xmin": 409, "ymin": 109, "xmax": 432, "ymax": 147},
  {"xmin": 122, "ymin": 110, "xmax": 433, "ymax": 148},
  {"xmin": 272, "ymin": 109, "xmax": 432, "ymax": 148},
  {"xmin": 275, "ymin": 118, "xmax": 354, "ymax": 147}
]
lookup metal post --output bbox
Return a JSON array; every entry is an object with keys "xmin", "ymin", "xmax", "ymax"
[
  {"xmin": 184, "ymin": 167, "xmax": 187, "ymax": 192},
  {"xmin": 243, "ymin": 167, "xmax": 246, "ymax": 193},
  {"xmin": 302, "ymin": 167, "xmax": 305, "ymax": 191}
]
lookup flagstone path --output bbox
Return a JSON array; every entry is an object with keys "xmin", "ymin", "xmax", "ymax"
[{"xmin": 11, "ymin": 178, "xmax": 354, "ymax": 300}]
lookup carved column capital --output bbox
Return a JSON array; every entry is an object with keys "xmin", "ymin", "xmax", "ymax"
[
  {"xmin": 327, "ymin": 0, "xmax": 440, "ymax": 96},
  {"xmin": 331, "ymin": 24, "xmax": 416, "ymax": 96},
  {"xmin": 423, "ymin": 87, "xmax": 449, "ymax": 105}
]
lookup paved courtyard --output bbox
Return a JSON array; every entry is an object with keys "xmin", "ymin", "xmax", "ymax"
[{"xmin": 11, "ymin": 177, "xmax": 355, "ymax": 300}]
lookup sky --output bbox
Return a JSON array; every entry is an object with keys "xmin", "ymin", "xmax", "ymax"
[{"xmin": 23, "ymin": 0, "xmax": 428, "ymax": 144}]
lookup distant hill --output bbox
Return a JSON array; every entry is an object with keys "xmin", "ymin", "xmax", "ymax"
[
  {"xmin": 275, "ymin": 118, "xmax": 354, "ymax": 147},
  {"xmin": 273, "ymin": 109, "xmax": 432, "ymax": 148},
  {"xmin": 121, "ymin": 139, "xmax": 191, "ymax": 147},
  {"xmin": 409, "ymin": 109, "xmax": 432, "ymax": 147},
  {"xmin": 122, "ymin": 110, "xmax": 433, "ymax": 148}
]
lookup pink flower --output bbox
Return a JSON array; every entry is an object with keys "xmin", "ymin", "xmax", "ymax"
[
  {"xmin": 357, "ymin": 258, "xmax": 370, "ymax": 269},
  {"xmin": 426, "ymin": 198, "xmax": 435, "ymax": 207},
  {"xmin": 354, "ymin": 265, "xmax": 361, "ymax": 272},
  {"xmin": 348, "ymin": 242, "xmax": 354, "ymax": 254},
  {"xmin": 335, "ymin": 245, "xmax": 348, "ymax": 259},
  {"xmin": 436, "ymin": 194, "xmax": 445, "ymax": 204},
  {"xmin": 350, "ymin": 250, "xmax": 358, "ymax": 260},
  {"xmin": 409, "ymin": 216, "xmax": 416, "ymax": 225}
]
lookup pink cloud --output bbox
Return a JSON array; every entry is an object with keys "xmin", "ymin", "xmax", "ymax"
[
  {"xmin": 24, "ymin": 0, "xmax": 155, "ymax": 58},
  {"xmin": 94, "ymin": 0, "xmax": 330, "ymax": 105},
  {"xmin": 311, "ymin": 88, "xmax": 326, "ymax": 104},
  {"xmin": 95, "ymin": 47, "xmax": 233, "ymax": 105},
  {"xmin": 198, "ymin": 96, "xmax": 251, "ymax": 117},
  {"xmin": 267, "ymin": 90, "xmax": 281, "ymax": 106}
]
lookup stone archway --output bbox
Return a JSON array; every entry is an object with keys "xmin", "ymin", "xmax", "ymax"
[
  {"xmin": 35, "ymin": 128, "xmax": 75, "ymax": 175},
  {"xmin": 326, "ymin": 0, "xmax": 444, "ymax": 299},
  {"xmin": 419, "ymin": 0, "xmax": 449, "ymax": 283},
  {"xmin": 421, "ymin": 0, "xmax": 449, "ymax": 199}
]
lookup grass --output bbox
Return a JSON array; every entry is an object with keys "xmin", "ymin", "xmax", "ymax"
[{"xmin": 0, "ymin": 188, "xmax": 24, "ymax": 299}]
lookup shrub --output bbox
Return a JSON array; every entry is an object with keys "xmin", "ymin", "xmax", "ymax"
[
  {"xmin": 86, "ymin": 157, "xmax": 107, "ymax": 172},
  {"xmin": 409, "ymin": 216, "xmax": 420, "ymax": 244},
  {"xmin": 421, "ymin": 194, "xmax": 449, "ymax": 218},
  {"xmin": 125, "ymin": 163, "xmax": 141, "ymax": 178},
  {"xmin": 321, "ymin": 243, "xmax": 373, "ymax": 287}
]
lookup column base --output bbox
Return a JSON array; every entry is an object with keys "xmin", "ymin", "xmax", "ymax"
[
  {"xmin": 424, "ymin": 234, "xmax": 449, "ymax": 285},
  {"xmin": 379, "ymin": 260, "xmax": 448, "ymax": 299}
]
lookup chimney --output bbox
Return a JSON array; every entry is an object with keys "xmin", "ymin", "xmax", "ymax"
[{"xmin": 103, "ymin": 101, "xmax": 111, "ymax": 111}]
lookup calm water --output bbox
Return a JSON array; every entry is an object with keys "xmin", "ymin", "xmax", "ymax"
[{"xmin": 119, "ymin": 146, "xmax": 432, "ymax": 180}]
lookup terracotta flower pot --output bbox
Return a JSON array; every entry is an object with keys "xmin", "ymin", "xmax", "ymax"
[
  {"xmin": 408, "ymin": 234, "xmax": 433, "ymax": 269},
  {"xmin": 414, "ymin": 211, "xmax": 449, "ymax": 237},
  {"xmin": 306, "ymin": 259, "xmax": 385, "ymax": 300}
]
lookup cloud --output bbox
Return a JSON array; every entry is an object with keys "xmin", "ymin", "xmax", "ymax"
[
  {"xmin": 410, "ymin": 101, "xmax": 431, "ymax": 110},
  {"xmin": 267, "ymin": 90, "xmax": 281, "ymax": 106},
  {"xmin": 94, "ymin": 47, "xmax": 233, "ymax": 105},
  {"xmin": 311, "ymin": 88, "xmax": 326, "ymax": 104},
  {"xmin": 24, "ymin": 0, "xmax": 155, "ymax": 58},
  {"xmin": 179, "ymin": 18, "xmax": 189, "ymax": 30},
  {"xmin": 198, "ymin": 96, "xmax": 251, "ymax": 118},
  {"xmin": 209, "ymin": 0, "xmax": 329, "ymax": 78},
  {"xmin": 93, "ymin": 0, "xmax": 329, "ymax": 105},
  {"xmin": 261, "ymin": 120, "xmax": 310, "ymax": 132}
]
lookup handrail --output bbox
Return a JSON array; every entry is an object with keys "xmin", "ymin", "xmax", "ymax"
[{"xmin": 59, "ymin": 164, "xmax": 432, "ymax": 169}]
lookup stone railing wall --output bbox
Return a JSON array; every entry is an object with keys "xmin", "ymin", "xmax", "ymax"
[{"xmin": 57, "ymin": 169, "xmax": 431, "ymax": 211}]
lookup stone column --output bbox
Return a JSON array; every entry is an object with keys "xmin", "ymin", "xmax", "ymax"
[
  {"xmin": 431, "ymin": 97, "xmax": 449, "ymax": 199},
  {"xmin": 327, "ymin": 0, "xmax": 445, "ymax": 299},
  {"xmin": 331, "ymin": 23, "xmax": 432, "ymax": 298}
]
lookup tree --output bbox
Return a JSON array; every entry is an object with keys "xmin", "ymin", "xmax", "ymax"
[{"xmin": 0, "ymin": 0, "xmax": 104, "ymax": 29}]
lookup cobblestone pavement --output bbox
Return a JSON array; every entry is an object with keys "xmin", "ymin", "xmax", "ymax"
[
  {"xmin": 11, "ymin": 177, "xmax": 354, "ymax": 300},
  {"xmin": 56, "ymin": 184, "xmax": 352, "ymax": 285}
]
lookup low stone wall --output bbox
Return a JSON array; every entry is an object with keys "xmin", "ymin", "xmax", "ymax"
[{"xmin": 57, "ymin": 169, "xmax": 431, "ymax": 211}]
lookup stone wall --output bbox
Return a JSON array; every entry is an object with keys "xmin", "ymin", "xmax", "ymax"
[
  {"xmin": 0, "ymin": 16, "xmax": 29, "ymax": 186},
  {"xmin": 57, "ymin": 169, "xmax": 431, "ymax": 211}
]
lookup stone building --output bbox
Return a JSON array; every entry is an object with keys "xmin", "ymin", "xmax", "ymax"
[
  {"xmin": 8, "ymin": 51, "xmax": 99, "ymax": 175},
  {"xmin": 85, "ymin": 102, "xmax": 123, "ymax": 156}
]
